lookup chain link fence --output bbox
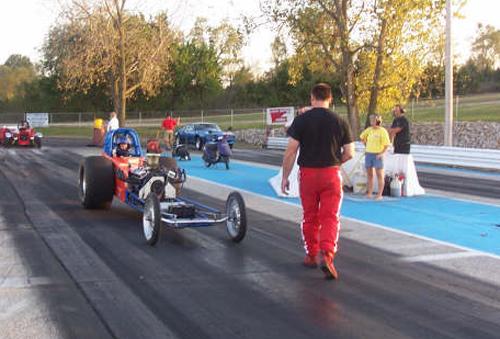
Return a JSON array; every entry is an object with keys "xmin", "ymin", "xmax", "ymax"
[
  {"xmin": 0, "ymin": 108, "xmax": 270, "ymax": 130},
  {"xmin": 1, "ymin": 93, "xmax": 498, "ymax": 130}
]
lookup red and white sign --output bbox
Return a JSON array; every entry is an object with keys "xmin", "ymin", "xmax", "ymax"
[{"xmin": 266, "ymin": 107, "xmax": 295, "ymax": 126}]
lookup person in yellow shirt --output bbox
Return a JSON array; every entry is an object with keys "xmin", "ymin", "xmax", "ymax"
[{"xmin": 360, "ymin": 114, "xmax": 391, "ymax": 200}]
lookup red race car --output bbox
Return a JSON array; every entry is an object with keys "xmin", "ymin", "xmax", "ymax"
[
  {"xmin": 0, "ymin": 126, "xmax": 14, "ymax": 146},
  {"xmin": 1, "ymin": 121, "xmax": 43, "ymax": 148}
]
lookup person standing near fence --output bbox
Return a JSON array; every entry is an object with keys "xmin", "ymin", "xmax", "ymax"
[
  {"xmin": 106, "ymin": 111, "xmax": 119, "ymax": 132},
  {"xmin": 360, "ymin": 114, "xmax": 391, "ymax": 201},
  {"xmin": 161, "ymin": 112, "xmax": 177, "ymax": 149},
  {"xmin": 281, "ymin": 83, "xmax": 354, "ymax": 280},
  {"xmin": 389, "ymin": 104, "xmax": 411, "ymax": 154}
]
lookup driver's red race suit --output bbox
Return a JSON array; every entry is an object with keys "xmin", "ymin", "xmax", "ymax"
[
  {"xmin": 286, "ymin": 106, "xmax": 353, "ymax": 262},
  {"xmin": 299, "ymin": 167, "xmax": 343, "ymax": 256}
]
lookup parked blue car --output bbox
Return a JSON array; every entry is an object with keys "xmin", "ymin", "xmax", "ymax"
[{"xmin": 175, "ymin": 123, "xmax": 236, "ymax": 150}]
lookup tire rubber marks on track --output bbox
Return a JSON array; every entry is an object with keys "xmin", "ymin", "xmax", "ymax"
[
  {"xmin": 6, "ymin": 148, "xmax": 77, "ymax": 187},
  {"xmin": 0, "ymin": 163, "xmax": 178, "ymax": 339}
]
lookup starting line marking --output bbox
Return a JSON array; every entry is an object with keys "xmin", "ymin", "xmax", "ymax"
[{"xmin": 400, "ymin": 251, "xmax": 483, "ymax": 263}]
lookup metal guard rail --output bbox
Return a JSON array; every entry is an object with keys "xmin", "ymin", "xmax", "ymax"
[{"xmin": 265, "ymin": 137, "xmax": 500, "ymax": 171}]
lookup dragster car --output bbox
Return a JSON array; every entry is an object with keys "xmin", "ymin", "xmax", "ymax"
[
  {"xmin": 78, "ymin": 128, "xmax": 247, "ymax": 246},
  {"xmin": 0, "ymin": 126, "xmax": 12, "ymax": 146},
  {"xmin": 1, "ymin": 121, "xmax": 42, "ymax": 148}
]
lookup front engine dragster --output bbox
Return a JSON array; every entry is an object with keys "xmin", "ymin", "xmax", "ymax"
[{"xmin": 78, "ymin": 128, "xmax": 247, "ymax": 246}]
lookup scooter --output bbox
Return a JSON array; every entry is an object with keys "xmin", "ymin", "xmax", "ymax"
[{"xmin": 202, "ymin": 135, "xmax": 232, "ymax": 170}]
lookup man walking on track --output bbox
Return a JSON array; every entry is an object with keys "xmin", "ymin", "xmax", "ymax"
[
  {"xmin": 281, "ymin": 83, "xmax": 354, "ymax": 280},
  {"xmin": 161, "ymin": 112, "xmax": 178, "ymax": 149}
]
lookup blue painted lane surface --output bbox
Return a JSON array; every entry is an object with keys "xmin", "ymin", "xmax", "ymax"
[{"xmin": 181, "ymin": 156, "xmax": 500, "ymax": 255}]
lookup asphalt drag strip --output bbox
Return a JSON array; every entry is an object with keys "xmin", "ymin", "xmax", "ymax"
[{"xmin": 0, "ymin": 147, "xmax": 499, "ymax": 339}]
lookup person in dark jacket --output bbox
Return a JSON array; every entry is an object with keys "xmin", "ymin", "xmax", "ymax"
[{"xmin": 389, "ymin": 104, "xmax": 411, "ymax": 154}]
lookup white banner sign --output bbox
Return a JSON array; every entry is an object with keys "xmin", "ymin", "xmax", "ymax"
[
  {"xmin": 26, "ymin": 113, "xmax": 49, "ymax": 127},
  {"xmin": 266, "ymin": 107, "xmax": 295, "ymax": 126}
]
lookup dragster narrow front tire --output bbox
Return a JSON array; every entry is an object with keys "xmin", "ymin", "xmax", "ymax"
[
  {"xmin": 143, "ymin": 194, "xmax": 161, "ymax": 246},
  {"xmin": 79, "ymin": 156, "xmax": 114, "ymax": 209},
  {"xmin": 225, "ymin": 192, "xmax": 247, "ymax": 243}
]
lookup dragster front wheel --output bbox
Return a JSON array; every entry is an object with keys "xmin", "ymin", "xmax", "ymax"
[
  {"xmin": 143, "ymin": 194, "xmax": 161, "ymax": 246},
  {"xmin": 225, "ymin": 192, "xmax": 247, "ymax": 243}
]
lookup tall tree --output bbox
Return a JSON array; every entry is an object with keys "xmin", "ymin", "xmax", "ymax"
[
  {"xmin": 471, "ymin": 24, "xmax": 500, "ymax": 71},
  {"xmin": 42, "ymin": 0, "xmax": 176, "ymax": 125},
  {"xmin": 264, "ymin": 1, "xmax": 366, "ymax": 132},
  {"xmin": 190, "ymin": 18, "xmax": 245, "ymax": 87},
  {"xmin": 263, "ymin": 0, "xmax": 451, "ymax": 132},
  {"xmin": 4, "ymin": 55, "xmax": 34, "ymax": 69},
  {"xmin": 170, "ymin": 41, "xmax": 223, "ymax": 108},
  {"xmin": 365, "ymin": 0, "xmax": 439, "ymax": 114},
  {"xmin": 271, "ymin": 36, "xmax": 288, "ymax": 68},
  {"xmin": 0, "ymin": 55, "xmax": 37, "ymax": 104},
  {"xmin": 362, "ymin": 0, "xmax": 447, "ymax": 115}
]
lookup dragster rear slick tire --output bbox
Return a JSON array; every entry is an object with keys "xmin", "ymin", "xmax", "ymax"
[
  {"xmin": 225, "ymin": 192, "xmax": 247, "ymax": 243},
  {"xmin": 79, "ymin": 156, "xmax": 114, "ymax": 209},
  {"xmin": 143, "ymin": 194, "xmax": 161, "ymax": 246}
]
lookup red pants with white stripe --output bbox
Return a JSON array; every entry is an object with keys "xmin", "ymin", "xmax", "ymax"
[{"xmin": 299, "ymin": 167, "xmax": 343, "ymax": 257}]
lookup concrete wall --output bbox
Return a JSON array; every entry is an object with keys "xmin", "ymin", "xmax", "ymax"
[
  {"xmin": 234, "ymin": 122, "xmax": 500, "ymax": 150},
  {"xmin": 410, "ymin": 122, "xmax": 500, "ymax": 149}
]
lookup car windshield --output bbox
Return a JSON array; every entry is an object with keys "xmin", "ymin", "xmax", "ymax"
[{"xmin": 196, "ymin": 124, "xmax": 221, "ymax": 131}]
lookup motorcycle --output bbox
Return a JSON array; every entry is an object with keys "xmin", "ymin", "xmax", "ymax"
[{"xmin": 202, "ymin": 135, "xmax": 232, "ymax": 170}]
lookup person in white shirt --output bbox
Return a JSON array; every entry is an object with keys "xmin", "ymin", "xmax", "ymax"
[{"xmin": 107, "ymin": 112, "xmax": 119, "ymax": 132}]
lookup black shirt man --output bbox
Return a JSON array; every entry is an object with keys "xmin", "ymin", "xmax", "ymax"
[{"xmin": 389, "ymin": 105, "xmax": 411, "ymax": 154}]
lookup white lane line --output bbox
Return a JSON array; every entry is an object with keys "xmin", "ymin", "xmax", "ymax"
[
  {"xmin": 341, "ymin": 216, "xmax": 500, "ymax": 261},
  {"xmin": 0, "ymin": 276, "xmax": 59, "ymax": 288},
  {"xmin": 186, "ymin": 175, "xmax": 500, "ymax": 262},
  {"xmin": 426, "ymin": 192, "xmax": 500, "ymax": 208},
  {"xmin": 400, "ymin": 252, "xmax": 483, "ymax": 263}
]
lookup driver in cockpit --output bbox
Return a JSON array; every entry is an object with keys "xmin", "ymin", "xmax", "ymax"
[{"xmin": 114, "ymin": 137, "xmax": 131, "ymax": 157}]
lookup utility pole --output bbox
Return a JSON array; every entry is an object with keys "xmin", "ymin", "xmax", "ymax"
[{"xmin": 444, "ymin": 0, "xmax": 453, "ymax": 146}]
